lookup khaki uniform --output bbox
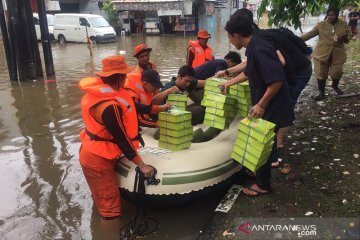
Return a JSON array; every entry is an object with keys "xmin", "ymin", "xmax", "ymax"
[{"xmin": 302, "ymin": 19, "xmax": 350, "ymax": 80}]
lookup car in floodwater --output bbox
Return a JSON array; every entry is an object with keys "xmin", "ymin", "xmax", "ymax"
[
  {"xmin": 53, "ymin": 13, "xmax": 117, "ymax": 44},
  {"xmin": 33, "ymin": 13, "xmax": 55, "ymax": 41}
]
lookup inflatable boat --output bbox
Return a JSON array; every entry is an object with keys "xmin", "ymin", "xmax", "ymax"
[{"xmin": 116, "ymin": 115, "xmax": 242, "ymax": 205}]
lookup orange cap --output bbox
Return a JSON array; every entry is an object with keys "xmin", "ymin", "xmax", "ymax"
[
  {"xmin": 133, "ymin": 44, "xmax": 152, "ymax": 57},
  {"xmin": 197, "ymin": 30, "xmax": 211, "ymax": 39},
  {"xmin": 96, "ymin": 55, "xmax": 134, "ymax": 77}
]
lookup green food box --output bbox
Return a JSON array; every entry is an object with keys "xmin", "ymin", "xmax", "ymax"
[
  {"xmin": 236, "ymin": 97, "xmax": 251, "ymax": 105},
  {"xmin": 160, "ymin": 127, "xmax": 193, "ymax": 137},
  {"xmin": 204, "ymin": 113, "xmax": 233, "ymax": 124},
  {"xmin": 166, "ymin": 101, "xmax": 187, "ymax": 111},
  {"xmin": 235, "ymin": 135, "xmax": 274, "ymax": 152},
  {"xmin": 233, "ymin": 138, "xmax": 274, "ymax": 159},
  {"xmin": 204, "ymin": 85, "xmax": 222, "ymax": 94},
  {"xmin": 231, "ymin": 151, "xmax": 268, "ymax": 172},
  {"xmin": 205, "ymin": 93, "xmax": 236, "ymax": 105},
  {"xmin": 158, "ymin": 120, "xmax": 192, "ymax": 130},
  {"xmin": 205, "ymin": 77, "xmax": 227, "ymax": 86},
  {"xmin": 232, "ymin": 145, "xmax": 271, "ymax": 167},
  {"xmin": 203, "ymin": 116, "xmax": 232, "ymax": 130},
  {"xmin": 159, "ymin": 141, "xmax": 191, "ymax": 151},
  {"xmin": 168, "ymin": 94, "xmax": 188, "ymax": 102},
  {"xmin": 237, "ymin": 118, "xmax": 276, "ymax": 142},
  {"xmin": 202, "ymin": 99, "xmax": 234, "ymax": 110},
  {"xmin": 159, "ymin": 134, "xmax": 193, "ymax": 144},
  {"xmin": 236, "ymin": 103, "xmax": 251, "ymax": 112},
  {"xmin": 205, "ymin": 107, "xmax": 236, "ymax": 118},
  {"xmin": 158, "ymin": 110, "xmax": 192, "ymax": 123}
]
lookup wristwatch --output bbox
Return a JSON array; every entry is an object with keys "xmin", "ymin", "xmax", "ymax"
[{"xmin": 224, "ymin": 69, "xmax": 230, "ymax": 76}]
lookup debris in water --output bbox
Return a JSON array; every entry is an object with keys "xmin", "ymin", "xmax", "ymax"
[
  {"xmin": 320, "ymin": 111, "xmax": 327, "ymax": 115},
  {"xmin": 342, "ymin": 199, "xmax": 348, "ymax": 204},
  {"xmin": 314, "ymin": 166, "xmax": 320, "ymax": 170},
  {"xmin": 311, "ymin": 148, "xmax": 315, "ymax": 151},
  {"xmin": 354, "ymin": 154, "xmax": 359, "ymax": 159},
  {"xmin": 305, "ymin": 211, "xmax": 313, "ymax": 216},
  {"xmin": 342, "ymin": 171, "xmax": 350, "ymax": 175},
  {"xmin": 334, "ymin": 159, "xmax": 341, "ymax": 161},
  {"xmin": 223, "ymin": 230, "xmax": 235, "ymax": 237}
]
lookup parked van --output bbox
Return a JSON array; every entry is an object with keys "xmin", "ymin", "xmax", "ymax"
[
  {"xmin": 33, "ymin": 13, "xmax": 54, "ymax": 40},
  {"xmin": 53, "ymin": 14, "xmax": 117, "ymax": 44}
]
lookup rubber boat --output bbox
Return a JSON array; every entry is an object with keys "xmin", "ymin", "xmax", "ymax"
[{"xmin": 116, "ymin": 115, "xmax": 242, "ymax": 205}]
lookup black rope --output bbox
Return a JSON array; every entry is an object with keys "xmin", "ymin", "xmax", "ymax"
[{"xmin": 119, "ymin": 166, "xmax": 160, "ymax": 240}]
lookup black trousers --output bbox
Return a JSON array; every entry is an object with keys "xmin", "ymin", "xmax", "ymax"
[{"xmin": 255, "ymin": 129, "xmax": 278, "ymax": 191}]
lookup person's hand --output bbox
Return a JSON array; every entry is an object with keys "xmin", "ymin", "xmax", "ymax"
[
  {"xmin": 218, "ymin": 82, "xmax": 228, "ymax": 95},
  {"xmin": 139, "ymin": 164, "xmax": 155, "ymax": 178},
  {"xmin": 168, "ymin": 86, "xmax": 179, "ymax": 94},
  {"xmin": 249, "ymin": 104, "xmax": 265, "ymax": 118},
  {"xmin": 215, "ymin": 70, "xmax": 226, "ymax": 78},
  {"xmin": 158, "ymin": 103, "xmax": 171, "ymax": 112}
]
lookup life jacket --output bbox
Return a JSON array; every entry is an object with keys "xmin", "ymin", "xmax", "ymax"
[
  {"xmin": 189, "ymin": 40, "xmax": 213, "ymax": 68},
  {"xmin": 124, "ymin": 74, "xmax": 153, "ymax": 105},
  {"xmin": 124, "ymin": 62, "xmax": 156, "ymax": 86},
  {"xmin": 79, "ymin": 77, "xmax": 139, "ymax": 160}
]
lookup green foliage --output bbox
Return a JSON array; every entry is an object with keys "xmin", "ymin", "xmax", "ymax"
[
  {"xmin": 257, "ymin": 0, "xmax": 359, "ymax": 30},
  {"xmin": 102, "ymin": 0, "xmax": 118, "ymax": 25}
]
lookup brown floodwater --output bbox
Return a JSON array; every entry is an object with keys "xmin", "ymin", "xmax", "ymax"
[{"xmin": 0, "ymin": 33, "xmax": 238, "ymax": 240}]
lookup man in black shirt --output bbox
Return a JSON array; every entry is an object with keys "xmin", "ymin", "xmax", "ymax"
[
  {"xmin": 225, "ymin": 13, "xmax": 295, "ymax": 196},
  {"xmin": 194, "ymin": 51, "xmax": 242, "ymax": 80}
]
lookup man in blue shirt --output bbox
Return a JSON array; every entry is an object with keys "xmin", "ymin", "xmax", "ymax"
[
  {"xmin": 194, "ymin": 51, "xmax": 242, "ymax": 80},
  {"xmin": 225, "ymin": 14, "xmax": 295, "ymax": 196}
]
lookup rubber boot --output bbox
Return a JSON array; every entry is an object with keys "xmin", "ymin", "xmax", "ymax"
[
  {"xmin": 313, "ymin": 79, "xmax": 326, "ymax": 101},
  {"xmin": 331, "ymin": 79, "xmax": 344, "ymax": 95}
]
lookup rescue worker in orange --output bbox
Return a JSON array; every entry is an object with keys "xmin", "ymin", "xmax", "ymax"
[
  {"xmin": 186, "ymin": 30, "xmax": 214, "ymax": 68},
  {"xmin": 79, "ymin": 55, "xmax": 154, "ymax": 220},
  {"xmin": 125, "ymin": 69, "xmax": 171, "ymax": 128},
  {"xmin": 126, "ymin": 43, "xmax": 156, "ymax": 86}
]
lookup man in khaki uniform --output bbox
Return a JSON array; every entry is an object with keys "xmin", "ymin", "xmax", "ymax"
[{"xmin": 302, "ymin": 6, "xmax": 350, "ymax": 101}]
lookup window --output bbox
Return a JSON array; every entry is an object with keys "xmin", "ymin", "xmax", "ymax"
[
  {"xmin": 79, "ymin": 17, "xmax": 89, "ymax": 27},
  {"xmin": 33, "ymin": 17, "xmax": 39, "ymax": 25}
]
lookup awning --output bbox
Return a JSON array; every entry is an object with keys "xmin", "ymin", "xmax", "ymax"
[{"xmin": 112, "ymin": 0, "xmax": 183, "ymax": 12}]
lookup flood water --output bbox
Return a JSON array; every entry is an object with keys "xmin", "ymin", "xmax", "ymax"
[{"xmin": 0, "ymin": 33, "xmax": 237, "ymax": 240}]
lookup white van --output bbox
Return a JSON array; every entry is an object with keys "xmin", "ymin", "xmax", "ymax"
[
  {"xmin": 33, "ymin": 13, "xmax": 54, "ymax": 40},
  {"xmin": 53, "ymin": 14, "xmax": 117, "ymax": 44}
]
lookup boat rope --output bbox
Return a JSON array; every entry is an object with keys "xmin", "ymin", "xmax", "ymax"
[{"xmin": 119, "ymin": 166, "xmax": 160, "ymax": 240}]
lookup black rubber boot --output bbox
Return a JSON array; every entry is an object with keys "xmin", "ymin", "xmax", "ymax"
[
  {"xmin": 331, "ymin": 79, "xmax": 344, "ymax": 95},
  {"xmin": 313, "ymin": 79, "xmax": 326, "ymax": 101}
]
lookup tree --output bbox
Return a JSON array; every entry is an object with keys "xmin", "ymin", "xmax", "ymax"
[
  {"xmin": 102, "ymin": 0, "xmax": 118, "ymax": 26},
  {"xmin": 257, "ymin": 0, "xmax": 359, "ymax": 30}
]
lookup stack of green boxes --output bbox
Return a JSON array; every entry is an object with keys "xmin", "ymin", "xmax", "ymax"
[
  {"xmin": 167, "ymin": 94, "xmax": 188, "ymax": 111},
  {"xmin": 229, "ymin": 81, "xmax": 251, "ymax": 117},
  {"xmin": 158, "ymin": 110, "xmax": 193, "ymax": 151},
  {"xmin": 203, "ymin": 77, "xmax": 227, "ymax": 96},
  {"xmin": 231, "ymin": 117, "xmax": 276, "ymax": 172},
  {"xmin": 201, "ymin": 93, "xmax": 236, "ymax": 130}
]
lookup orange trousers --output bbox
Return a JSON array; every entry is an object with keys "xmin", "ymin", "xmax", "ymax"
[{"xmin": 79, "ymin": 147, "xmax": 122, "ymax": 218}]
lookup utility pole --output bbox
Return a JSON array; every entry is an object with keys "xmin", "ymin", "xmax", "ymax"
[{"xmin": 36, "ymin": 0, "xmax": 55, "ymax": 77}]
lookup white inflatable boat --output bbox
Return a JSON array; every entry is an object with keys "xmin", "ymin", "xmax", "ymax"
[{"xmin": 116, "ymin": 115, "xmax": 242, "ymax": 204}]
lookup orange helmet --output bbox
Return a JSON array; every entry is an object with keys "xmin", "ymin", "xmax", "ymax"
[{"xmin": 133, "ymin": 44, "xmax": 152, "ymax": 57}]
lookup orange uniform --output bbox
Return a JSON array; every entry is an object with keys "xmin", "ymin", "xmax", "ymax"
[
  {"xmin": 187, "ymin": 40, "xmax": 213, "ymax": 68},
  {"xmin": 79, "ymin": 77, "xmax": 140, "ymax": 218}
]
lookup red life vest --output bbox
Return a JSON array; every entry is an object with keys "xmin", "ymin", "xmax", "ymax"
[
  {"xmin": 189, "ymin": 40, "xmax": 213, "ymax": 68},
  {"xmin": 79, "ymin": 77, "xmax": 139, "ymax": 160}
]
